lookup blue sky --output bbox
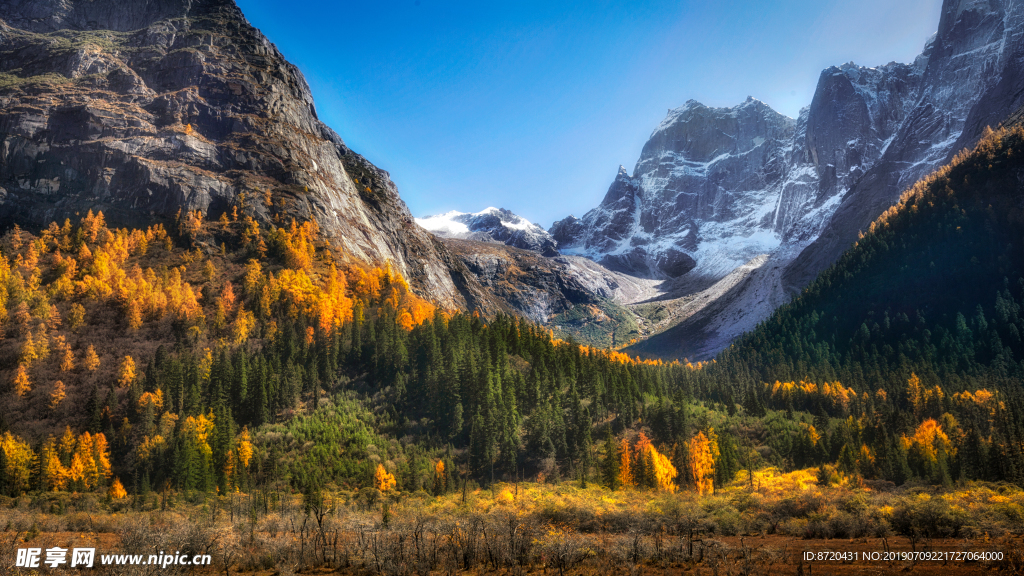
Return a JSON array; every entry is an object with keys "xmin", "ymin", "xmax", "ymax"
[{"xmin": 234, "ymin": 0, "xmax": 943, "ymax": 228}]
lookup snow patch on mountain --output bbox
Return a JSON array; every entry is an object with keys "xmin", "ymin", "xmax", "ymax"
[{"xmin": 417, "ymin": 207, "xmax": 557, "ymax": 253}]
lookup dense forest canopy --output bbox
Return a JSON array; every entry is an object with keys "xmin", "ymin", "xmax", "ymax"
[{"xmin": 2, "ymin": 124, "xmax": 1024, "ymax": 500}]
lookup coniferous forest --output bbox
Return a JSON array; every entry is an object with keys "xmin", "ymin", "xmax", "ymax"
[{"xmin": 5, "ymin": 124, "xmax": 1024, "ymax": 575}]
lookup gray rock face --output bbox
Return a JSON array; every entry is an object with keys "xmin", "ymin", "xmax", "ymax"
[
  {"xmin": 785, "ymin": 0, "xmax": 1024, "ymax": 291},
  {"xmin": 561, "ymin": 0, "xmax": 1024, "ymax": 359},
  {"xmin": 438, "ymin": 238, "xmax": 658, "ymax": 341},
  {"xmin": 557, "ymin": 98, "xmax": 802, "ymax": 285},
  {"xmin": 0, "ymin": 0, "xmax": 466, "ymax": 307},
  {"xmin": 416, "ymin": 207, "xmax": 557, "ymax": 254}
]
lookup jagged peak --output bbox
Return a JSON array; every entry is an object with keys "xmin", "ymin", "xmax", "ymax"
[{"xmin": 655, "ymin": 96, "xmax": 789, "ymax": 136}]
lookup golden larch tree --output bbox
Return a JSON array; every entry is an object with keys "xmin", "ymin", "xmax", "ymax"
[
  {"xmin": 117, "ymin": 355, "xmax": 136, "ymax": 388},
  {"xmin": 50, "ymin": 381, "xmax": 66, "ymax": 409},
  {"xmin": 374, "ymin": 463, "xmax": 397, "ymax": 492},
  {"xmin": 84, "ymin": 345, "xmax": 100, "ymax": 371},
  {"xmin": 68, "ymin": 303, "xmax": 84, "ymax": 330},
  {"xmin": 13, "ymin": 364, "xmax": 31, "ymax": 397},
  {"xmin": 236, "ymin": 427, "xmax": 253, "ymax": 469},
  {"xmin": 907, "ymin": 373, "xmax": 923, "ymax": 418},
  {"xmin": 59, "ymin": 346, "xmax": 74, "ymax": 372},
  {"xmin": 126, "ymin": 299, "xmax": 143, "ymax": 330},
  {"xmin": 109, "ymin": 478, "xmax": 128, "ymax": 499},
  {"xmin": 432, "ymin": 459, "xmax": 446, "ymax": 495},
  {"xmin": 688, "ymin": 431, "xmax": 716, "ymax": 495},
  {"xmin": 903, "ymin": 418, "xmax": 953, "ymax": 465},
  {"xmin": 634, "ymin": 431, "xmax": 653, "ymax": 486},
  {"xmin": 647, "ymin": 444, "xmax": 678, "ymax": 492},
  {"xmin": 0, "ymin": 432, "xmax": 34, "ymax": 494}
]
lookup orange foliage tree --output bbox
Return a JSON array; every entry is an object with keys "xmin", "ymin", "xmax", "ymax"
[
  {"xmin": 12, "ymin": 364, "xmax": 31, "ymax": 398},
  {"xmin": 617, "ymin": 438, "xmax": 634, "ymax": 487},
  {"xmin": 432, "ymin": 459, "xmax": 446, "ymax": 495},
  {"xmin": 108, "ymin": 478, "xmax": 128, "ymax": 499},
  {"xmin": 374, "ymin": 463, "xmax": 397, "ymax": 492}
]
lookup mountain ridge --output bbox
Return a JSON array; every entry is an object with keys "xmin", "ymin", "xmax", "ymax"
[{"xmin": 549, "ymin": 0, "xmax": 1024, "ymax": 360}]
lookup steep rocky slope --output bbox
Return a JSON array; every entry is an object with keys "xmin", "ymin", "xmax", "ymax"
[
  {"xmin": 0, "ymin": 0, "xmax": 467, "ymax": 307},
  {"xmin": 556, "ymin": 0, "xmax": 1024, "ymax": 359},
  {"xmin": 438, "ymin": 238, "xmax": 656, "ymax": 347},
  {"xmin": 0, "ymin": 0, "xmax": 652, "ymax": 345}
]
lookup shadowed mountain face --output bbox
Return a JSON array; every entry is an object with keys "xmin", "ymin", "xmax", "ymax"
[
  {"xmin": 0, "ymin": 0, "xmax": 470, "ymax": 307},
  {"xmin": 555, "ymin": 0, "xmax": 1024, "ymax": 360}
]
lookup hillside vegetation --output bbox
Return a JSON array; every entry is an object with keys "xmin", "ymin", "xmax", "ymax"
[{"xmin": 4, "ymin": 124, "xmax": 1024, "ymax": 575}]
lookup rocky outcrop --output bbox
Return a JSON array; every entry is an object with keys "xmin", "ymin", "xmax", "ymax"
[
  {"xmin": 438, "ymin": 237, "xmax": 656, "ymax": 346},
  {"xmin": 0, "ymin": 0, "xmax": 467, "ymax": 307}
]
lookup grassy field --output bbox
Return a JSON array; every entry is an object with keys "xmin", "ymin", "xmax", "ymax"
[{"xmin": 4, "ymin": 469, "xmax": 1024, "ymax": 575}]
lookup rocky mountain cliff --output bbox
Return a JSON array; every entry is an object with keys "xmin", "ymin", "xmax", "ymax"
[
  {"xmin": 0, "ymin": 0, "xmax": 468, "ymax": 307},
  {"xmin": 417, "ymin": 207, "xmax": 557, "ymax": 254},
  {"xmin": 556, "ymin": 0, "xmax": 1024, "ymax": 360},
  {"xmin": 0, "ymin": 0, "xmax": 653, "ymax": 347}
]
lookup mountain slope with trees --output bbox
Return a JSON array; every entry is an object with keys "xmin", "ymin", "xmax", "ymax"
[{"xmin": 719, "ymin": 122, "xmax": 1024, "ymax": 392}]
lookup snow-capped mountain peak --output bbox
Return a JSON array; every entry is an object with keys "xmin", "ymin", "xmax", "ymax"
[
  {"xmin": 417, "ymin": 207, "xmax": 557, "ymax": 254},
  {"xmin": 553, "ymin": 0, "xmax": 1024, "ymax": 359}
]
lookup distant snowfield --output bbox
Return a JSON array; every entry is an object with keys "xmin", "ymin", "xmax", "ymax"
[
  {"xmin": 415, "ymin": 207, "xmax": 556, "ymax": 252},
  {"xmin": 415, "ymin": 211, "xmax": 472, "ymax": 236}
]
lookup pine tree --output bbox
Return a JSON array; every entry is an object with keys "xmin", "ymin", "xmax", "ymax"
[{"xmin": 602, "ymin": 429, "xmax": 620, "ymax": 489}]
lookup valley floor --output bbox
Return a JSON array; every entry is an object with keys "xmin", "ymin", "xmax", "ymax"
[{"xmin": 4, "ymin": 469, "xmax": 1024, "ymax": 575}]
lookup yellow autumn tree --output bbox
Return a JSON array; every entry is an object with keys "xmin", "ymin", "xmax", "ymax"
[
  {"xmin": 138, "ymin": 390, "xmax": 164, "ymax": 413},
  {"xmin": 243, "ymin": 259, "xmax": 263, "ymax": 296},
  {"xmin": 20, "ymin": 330, "xmax": 39, "ymax": 364},
  {"xmin": 92, "ymin": 433, "xmax": 113, "ymax": 482},
  {"xmin": 59, "ymin": 346, "xmax": 75, "ymax": 372},
  {"xmin": 633, "ymin": 431, "xmax": 653, "ymax": 487},
  {"xmin": 374, "ymin": 463, "xmax": 397, "ymax": 492},
  {"xmin": 432, "ymin": 459, "xmax": 446, "ymax": 495},
  {"xmin": 202, "ymin": 260, "xmax": 216, "ymax": 282},
  {"xmin": 907, "ymin": 373, "xmax": 923, "ymax": 418},
  {"xmin": 236, "ymin": 427, "xmax": 253, "ymax": 469},
  {"xmin": 645, "ymin": 444, "xmax": 678, "ymax": 492},
  {"xmin": 688, "ymin": 431, "xmax": 716, "ymax": 495},
  {"xmin": 232, "ymin": 307, "xmax": 256, "ymax": 344},
  {"xmin": 617, "ymin": 437, "xmax": 635, "ymax": 487},
  {"xmin": 50, "ymin": 381, "xmax": 66, "ymax": 409},
  {"xmin": 0, "ymin": 432, "xmax": 34, "ymax": 494},
  {"xmin": 903, "ymin": 418, "xmax": 954, "ymax": 467},
  {"xmin": 117, "ymin": 355, "xmax": 136, "ymax": 388},
  {"xmin": 40, "ymin": 437, "xmax": 68, "ymax": 491},
  {"xmin": 109, "ymin": 478, "xmax": 128, "ymax": 499},
  {"xmin": 126, "ymin": 298, "xmax": 143, "ymax": 330},
  {"xmin": 84, "ymin": 345, "xmax": 100, "ymax": 371},
  {"xmin": 180, "ymin": 210, "xmax": 203, "ymax": 244},
  {"xmin": 13, "ymin": 364, "xmax": 31, "ymax": 397},
  {"xmin": 220, "ymin": 281, "xmax": 237, "ymax": 315}
]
